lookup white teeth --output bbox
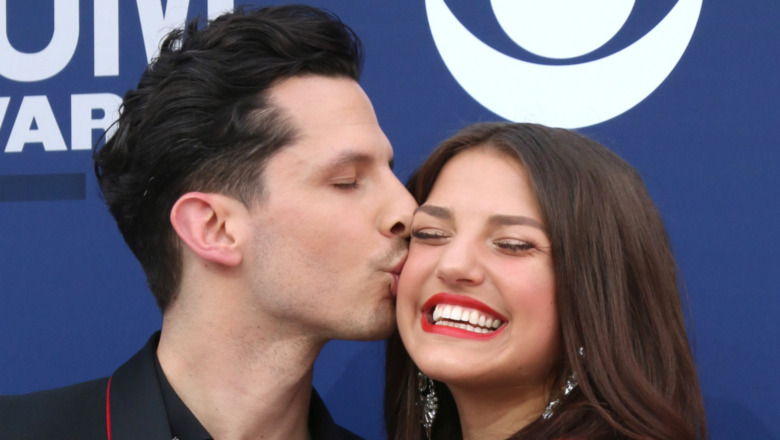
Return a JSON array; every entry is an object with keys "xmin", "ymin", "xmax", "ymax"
[
  {"xmin": 451, "ymin": 306, "xmax": 463, "ymax": 321},
  {"xmin": 433, "ymin": 320, "xmax": 496, "ymax": 334},
  {"xmin": 430, "ymin": 304, "xmax": 504, "ymax": 333}
]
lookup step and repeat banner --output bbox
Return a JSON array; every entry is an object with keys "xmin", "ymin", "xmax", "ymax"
[{"xmin": 1, "ymin": 1, "xmax": 777, "ymax": 438}]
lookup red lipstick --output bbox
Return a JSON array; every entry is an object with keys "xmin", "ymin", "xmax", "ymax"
[{"xmin": 420, "ymin": 292, "xmax": 507, "ymax": 340}]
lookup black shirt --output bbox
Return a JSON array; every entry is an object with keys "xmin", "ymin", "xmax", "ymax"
[
  {"xmin": 152, "ymin": 355, "xmax": 363, "ymax": 440},
  {"xmin": 154, "ymin": 355, "xmax": 212, "ymax": 439}
]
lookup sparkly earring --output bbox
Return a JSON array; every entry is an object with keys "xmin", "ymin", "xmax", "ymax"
[
  {"xmin": 417, "ymin": 370, "xmax": 438, "ymax": 440},
  {"xmin": 542, "ymin": 372, "xmax": 577, "ymax": 419},
  {"xmin": 542, "ymin": 346, "xmax": 584, "ymax": 420}
]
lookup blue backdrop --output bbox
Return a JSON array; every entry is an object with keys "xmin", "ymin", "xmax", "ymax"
[{"xmin": 1, "ymin": 1, "xmax": 777, "ymax": 439}]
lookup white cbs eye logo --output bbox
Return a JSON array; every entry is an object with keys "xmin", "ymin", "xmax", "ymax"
[{"xmin": 426, "ymin": 0, "xmax": 702, "ymax": 128}]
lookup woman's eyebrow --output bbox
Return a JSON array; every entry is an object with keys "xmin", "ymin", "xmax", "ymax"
[
  {"xmin": 415, "ymin": 206, "xmax": 545, "ymax": 230},
  {"xmin": 414, "ymin": 204, "xmax": 452, "ymax": 220},
  {"xmin": 488, "ymin": 214, "xmax": 545, "ymax": 231}
]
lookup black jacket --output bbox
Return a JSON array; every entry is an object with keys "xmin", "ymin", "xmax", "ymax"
[{"xmin": 0, "ymin": 333, "xmax": 362, "ymax": 440}]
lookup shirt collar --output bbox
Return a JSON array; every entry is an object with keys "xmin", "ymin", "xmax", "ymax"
[
  {"xmin": 153, "ymin": 354, "xmax": 213, "ymax": 440},
  {"xmin": 152, "ymin": 351, "xmax": 354, "ymax": 440}
]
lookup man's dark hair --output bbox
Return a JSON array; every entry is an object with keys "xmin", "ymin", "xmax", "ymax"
[{"xmin": 94, "ymin": 5, "xmax": 363, "ymax": 311}]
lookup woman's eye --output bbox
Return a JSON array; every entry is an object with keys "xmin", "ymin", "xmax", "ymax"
[
  {"xmin": 411, "ymin": 229, "xmax": 447, "ymax": 240},
  {"xmin": 495, "ymin": 240, "xmax": 534, "ymax": 253}
]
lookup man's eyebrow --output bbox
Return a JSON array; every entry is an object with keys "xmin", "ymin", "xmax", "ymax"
[
  {"xmin": 414, "ymin": 205, "xmax": 452, "ymax": 220},
  {"xmin": 321, "ymin": 151, "xmax": 374, "ymax": 171},
  {"xmin": 488, "ymin": 214, "xmax": 545, "ymax": 231}
]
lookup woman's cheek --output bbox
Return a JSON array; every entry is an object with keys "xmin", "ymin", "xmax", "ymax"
[{"xmin": 396, "ymin": 246, "xmax": 435, "ymax": 331}]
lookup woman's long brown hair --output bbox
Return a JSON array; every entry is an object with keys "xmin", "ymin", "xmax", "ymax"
[{"xmin": 385, "ymin": 122, "xmax": 706, "ymax": 440}]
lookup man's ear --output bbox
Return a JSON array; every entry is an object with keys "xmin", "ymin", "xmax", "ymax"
[{"xmin": 170, "ymin": 192, "xmax": 245, "ymax": 267}]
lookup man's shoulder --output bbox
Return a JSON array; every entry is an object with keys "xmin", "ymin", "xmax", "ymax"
[{"xmin": 0, "ymin": 377, "xmax": 109, "ymax": 438}]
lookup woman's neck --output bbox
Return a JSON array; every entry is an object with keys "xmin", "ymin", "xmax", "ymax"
[{"xmin": 448, "ymin": 380, "xmax": 551, "ymax": 440}]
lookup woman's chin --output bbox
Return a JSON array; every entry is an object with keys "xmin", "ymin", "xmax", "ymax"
[{"xmin": 411, "ymin": 349, "xmax": 497, "ymax": 387}]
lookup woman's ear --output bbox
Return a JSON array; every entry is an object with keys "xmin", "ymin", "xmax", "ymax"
[{"xmin": 169, "ymin": 192, "xmax": 244, "ymax": 267}]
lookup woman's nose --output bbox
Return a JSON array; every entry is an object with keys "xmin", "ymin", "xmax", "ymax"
[{"xmin": 435, "ymin": 237, "xmax": 485, "ymax": 286}]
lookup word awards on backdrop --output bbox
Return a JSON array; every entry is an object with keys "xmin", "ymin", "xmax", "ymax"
[{"xmin": 0, "ymin": 0, "xmax": 233, "ymax": 154}]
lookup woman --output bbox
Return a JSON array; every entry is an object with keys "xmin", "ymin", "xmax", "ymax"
[{"xmin": 386, "ymin": 122, "xmax": 706, "ymax": 440}]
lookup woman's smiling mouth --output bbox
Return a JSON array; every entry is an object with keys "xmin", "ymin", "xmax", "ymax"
[
  {"xmin": 431, "ymin": 304, "xmax": 503, "ymax": 333},
  {"xmin": 420, "ymin": 292, "xmax": 507, "ymax": 339}
]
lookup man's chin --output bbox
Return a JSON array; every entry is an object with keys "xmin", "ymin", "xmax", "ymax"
[
  {"xmin": 361, "ymin": 322, "xmax": 397, "ymax": 341},
  {"xmin": 344, "ymin": 304, "xmax": 396, "ymax": 341}
]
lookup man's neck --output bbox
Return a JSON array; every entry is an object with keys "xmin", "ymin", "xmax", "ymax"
[{"xmin": 156, "ymin": 310, "xmax": 324, "ymax": 440}]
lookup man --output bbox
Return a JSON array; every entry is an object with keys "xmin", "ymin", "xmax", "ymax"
[{"xmin": 0, "ymin": 5, "xmax": 414, "ymax": 439}]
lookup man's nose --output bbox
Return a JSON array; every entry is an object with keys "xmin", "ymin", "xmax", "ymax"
[{"xmin": 381, "ymin": 176, "xmax": 417, "ymax": 239}]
